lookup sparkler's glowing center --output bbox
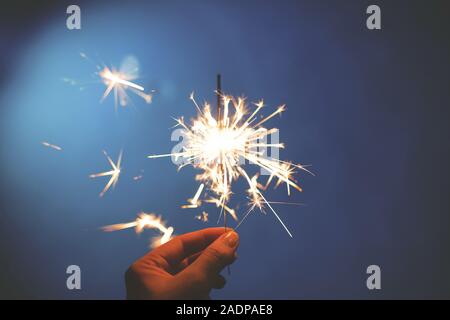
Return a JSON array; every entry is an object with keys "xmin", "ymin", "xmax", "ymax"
[{"xmin": 202, "ymin": 128, "xmax": 244, "ymax": 164}]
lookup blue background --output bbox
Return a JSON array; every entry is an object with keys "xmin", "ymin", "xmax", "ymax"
[{"xmin": 1, "ymin": 0, "xmax": 449, "ymax": 299}]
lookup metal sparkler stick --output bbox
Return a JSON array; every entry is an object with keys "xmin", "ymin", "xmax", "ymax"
[
  {"xmin": 216, "ymin": 74, "xmax": 226, "ymax": 229},
  {"xmin": 217, "ymin": 74, "xmax": 222, "ymax": 124},
  {"xmin": 217, "ymin": 74, "xmax": 231, "ymax": 275}
]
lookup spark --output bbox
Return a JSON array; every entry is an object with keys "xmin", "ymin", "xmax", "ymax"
[
  {"xmin": 204, "ymin": 198, "xmax": 238, "ymax": 222},
  {"xmin": 99, "ymin": 66, "xmax": 153, "ymax": 110},
  {"xmin": 89, "ymin": 150, "xmax": 123, "ymax": 197},
  {"xmin": 102, "ymin": 212, "xmax": 174, "ymax": 248},
  {"xmin": 65, "ymin": 53, "xmax": 154, "ymax": 111},
  {"xmin": 148, "ymin": 92, "xmax": 311, "ymax": 237},
  {"xmin": 41, "ymin": 141, "xmax": 62, "ymax": 151},
  {"xmin": 181, "ymin": 183, "xmax": 204, "ymax": 209},
  {"xmin": 195, "ymin": 211, "xmax": 209, "ymax": 223},
  {"xmin": 132, "ymin": 169, "xmax": 145, "ymax": 181}
]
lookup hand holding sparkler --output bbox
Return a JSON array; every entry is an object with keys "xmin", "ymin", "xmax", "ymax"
[{"xmin": 125, "ymin": 228, "xmax": 239, "ymax": 300}]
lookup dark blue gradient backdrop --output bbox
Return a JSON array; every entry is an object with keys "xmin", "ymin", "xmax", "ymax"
[{"xmin": 0, "ymin": 0, "xmax": 449, "ymax": 299}]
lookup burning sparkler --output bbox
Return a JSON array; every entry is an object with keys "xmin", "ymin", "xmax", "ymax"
[
  {"xmin": 89, "ymin": 150, "xmax": 123, "ymax": 197},
  {"xmin": 148, "ymin": 89, "xmax": 311, "ymax": 237},
  {"xmin": 41, "ymin": 141, "xmax": 62, "ymax": 151},
  {"xmin": 102, "ymin": 212, "xmax": 174, "ymax": 248}
]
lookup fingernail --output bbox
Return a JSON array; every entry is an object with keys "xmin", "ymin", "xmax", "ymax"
[{"xmin": 223, "ymin": 231, "xmax": 239, "ymax": 248}]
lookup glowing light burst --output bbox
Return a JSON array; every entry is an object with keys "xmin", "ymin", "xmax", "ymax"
[
  {"xmin": 148, "ymin": 92, "xmax": 312, "ymax": 237},
  {"xmin": 102, "ymin": 212, "xmax": 174, "ymax": 248},
  {"xmin": 99, "ymin": 62, "xmax": 153, "ymax": 110},
  {"xmin": 66, "ymin": 53, "xmax": 154, "ymax": 111},
  {"xmin": 89, "ymin": 150, "xmax": 123, "ymax": 197}
]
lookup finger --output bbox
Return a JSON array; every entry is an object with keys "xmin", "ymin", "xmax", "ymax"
[
  {"xmin": 182, "ymin": 230, "xmax": 239, "ymax": 278},
  {"xmin": 147, "ymin": 228, "xmax": 227, "ymax": 266},
  {"xmin": 183, "ymin": 251, "xmax": 202, "ymax": 267},
  {"xmin": 171, "ymin": 251, "xmax": 203, "ymax": 274}
]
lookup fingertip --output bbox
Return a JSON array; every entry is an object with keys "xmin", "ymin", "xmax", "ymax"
[{"xmin": 222, "ymin": 230, "xmax": 239, "ymax": 248}]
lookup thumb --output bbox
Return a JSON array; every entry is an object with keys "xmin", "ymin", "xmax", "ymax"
[{"xmin": 189, "ymin": 230, "xmax": 239, "ymax": 276}]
